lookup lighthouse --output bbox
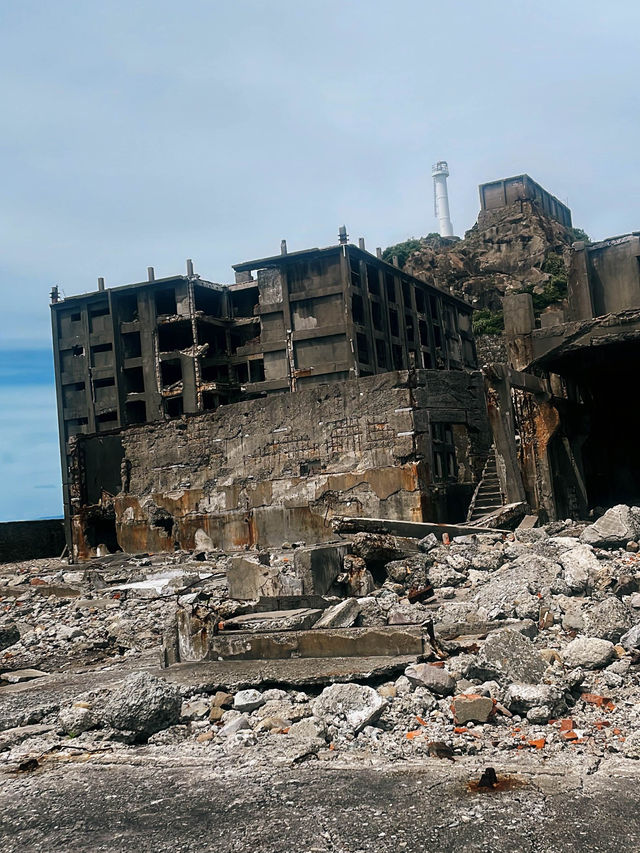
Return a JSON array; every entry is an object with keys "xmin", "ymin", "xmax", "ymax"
[{"xmin": 432, "ymin": 160, "xmax": 454, "ymax": 237}]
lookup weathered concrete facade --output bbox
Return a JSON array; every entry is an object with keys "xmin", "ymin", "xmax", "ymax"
[
  {"xmin": 51, "ymin": 238, "xmax": 485, "ymax": 559},
  {"xmin": 491, "ymin": 234, "xmax": 640, "ymax": 521},
  {"xmin": 478, "ymin": 174, "xmax": 572, "ymax": 229},
  {"xmin": 67, "ymin": 370, "xmax": 490, "ymax": 559}
]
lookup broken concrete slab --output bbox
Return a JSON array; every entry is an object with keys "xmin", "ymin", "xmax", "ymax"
[
  {"xmin": 334, "ymin": 517, "xmax": 504, "ymax": 539},
  {"xmin": 222, "ymin": 609, "xmax": 323, "ymax": 632},
  {"xmin": 581, "ymin": 505, "xmax": 640, "ymax": 549},
  {"xmin": 228, "ymin": 554, "xmax": 303, "ymax": 600},
  {"xmin": 313, "ymin": 598, "xmax": 360, "ymax": 629},
  {"xmin": 467, "ymin": 502, "xmax": 528, "ymax": 530},
  {"xmin": 208, "ymin": 625, "xmax": 424, "ymax": 661},
  {"xmin": 293, "ymin": 544, "xmax": 351, "ymax": 595}
]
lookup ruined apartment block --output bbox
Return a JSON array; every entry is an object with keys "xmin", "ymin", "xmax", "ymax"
[{"xmin": 51, "ymin": 237, "xmax": 489, "ymax": 560}]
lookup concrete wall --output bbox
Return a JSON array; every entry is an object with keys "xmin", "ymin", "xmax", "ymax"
[
  {"xmin": 0, "ymin": 519, "xmax": 66, "ymax": 563},
  {"xmin": 479, "ymin": 175, "xmax": 572, "ymax": 229},
  {"xmin": 69, "ymin": 370, "xmax": 490, "ymax": 558},
  {"xmin": 569, "ymin": 235, "xmax": 640, "ymax": 320}
]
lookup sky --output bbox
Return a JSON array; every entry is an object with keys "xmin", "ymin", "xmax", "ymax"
[{"xmin": 0, "ymin": 0, "xmax": 639, "ymax": 520}]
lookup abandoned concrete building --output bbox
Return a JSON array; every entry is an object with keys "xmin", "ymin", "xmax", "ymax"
[
  {"xmin": 478, "ymin": 174, "xmax": 572, "ymax": 229},
  {"xmin": 51, "ymin": 237, "xmax": 489, "ymax": 560},
  {"xmin": 49, "ymin": 169, "xmax": 640, "ymax": 563},
  {"xmin": 489, "ymin": 231, "xmax": 640, "ymax": 522}
]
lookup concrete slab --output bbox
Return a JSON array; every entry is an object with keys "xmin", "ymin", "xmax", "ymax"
[{"xmin": 208, "ymin": 625, "xmax": 424, "ymax": 661}]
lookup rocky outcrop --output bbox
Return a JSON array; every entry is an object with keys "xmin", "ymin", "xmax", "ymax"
[{"xmin": 403, "ymin": 200, "xmax": 574, "ymax": 313}]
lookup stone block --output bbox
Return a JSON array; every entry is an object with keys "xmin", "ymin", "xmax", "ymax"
[
  {"xmin": 293, "ymin": 543, "xmax": 351, "ymax": 595},
  {"xmin": 228, "ymin": 554, "xmax": 302, "ymax": 600},
  {"xmin": 451, "ymin": 694, "xmax": 495, "ymax": 725}
]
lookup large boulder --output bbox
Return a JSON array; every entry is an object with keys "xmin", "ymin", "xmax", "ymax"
[
  {"xmin": 479, "ymin": 628, "xmax": 547, "ymax": 684},
  {"xmin": 310, "ymin": 683, "xmax": 386, "ymax": 734},
  {"xmin": 503, "ymin": 683, "xmax": 565, "ymax": 715},
  {"xmin": 583, "ymin": 597, "xmax": 633, "ymax": 643},
  {"xmin": 562, "ymin": 636, "xmax": 616, "ymax": 669},
  {"xmin": 404, "ymin": 662, "xmax": 455, "ymax": 696},
  {"xmin": 102, "ymin": 672, "xmax": 181, "ymax": 737},
  {"xmin": 559, "ymin": 545, "xmax": 600, "ymax": 593},
  {"xmin": 581, "ymin": 505, "xmax": 640, "ymax": 549}
]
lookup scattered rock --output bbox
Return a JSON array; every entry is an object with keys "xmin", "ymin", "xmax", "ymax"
[
  {"xmin": 233, "ymin": 689, "xmax": 266, "ymax": 713},
  {"xmin": 559, "ymin": 545, "xmax": 600, "ymax": 592},
  {"xmin": 619, "ymin": 623, "xmax": 640, "ymax": 651},
  {"xmin": 219, "ymin": 716, "xmax": 251, "ymax": 737},
  {"xmin": 622, "ymin": 730, "xmax": 640, "ymax": 759},
  {"xmin": 503, "ymin": 683, "xmax": 565, "ymax": 715},
  {"xmin": 310, "ymin": 683, "xmax": 386, "ymax": 733},
  {"xmin": 404, "ymin": 663, "xmax": 455, "ymax": 696},
  {"xmin": 583, "ymin": 597, "xmax": 633, "ymax": 642},
  {"xmin": 287, "ymin": 717, "xmax": 327, "ymax": 741},
  {"xmin": 479, "ymin": 628, "xmax": 546, "ymax": 683},
  {"xmin": 451, "ymin": 694, "xmax": 494, "ymax": 724}
]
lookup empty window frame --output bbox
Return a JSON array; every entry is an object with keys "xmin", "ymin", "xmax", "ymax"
[
  {"xmin": 155, "ymin": 288, "xmax": 177, "ymax": 316},
  {"xmin": 158, "ymin": 321, "xmax": 193, "ymax": 352},
  {"xmin": 371, "ymin": 301, "xmax": 384, "ymax": 332},
  {"xmin": 125, "ymin": 400, "xmax": 147, "ymax": 424},
  {"xmin": 366, "ymin": 265, "xmax": 380, "ymax": 296},
  {"xmin": 356, "ymin": 332, "xmax": 370, "ymax": 364},
  {"xmin": 160, "ymin": 359, "xmax": 182, "ymax": 387},
  {"xmin": 123, "ymin": 366, "xmax": 145, "ymax": 394},
  {"xmin": 122, "ymin": 332, "xmax": 142, "ymax": 359},
  {"xmin": 431, "ymin": 423, "xmax": 457, "ymax": 482},
  {"xmin": 385, "ymin": 272, "xmax": 396, "ymax": 302},
  {"xmin": 351, "ymin": 293, "xmax": 365, "ymax": 326}
]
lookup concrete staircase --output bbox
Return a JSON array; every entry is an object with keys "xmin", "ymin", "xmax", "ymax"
[{"xmin": 467, "ymin": 447, "xmax": 504, "ymax": 523}]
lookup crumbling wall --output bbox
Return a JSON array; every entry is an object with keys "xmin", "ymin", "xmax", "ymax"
[{"xmin": 71, "ymin": 369, "xmax": 490, "ymax": 557}]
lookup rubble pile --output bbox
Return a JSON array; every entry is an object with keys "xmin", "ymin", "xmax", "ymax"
[{"xmin": 3, "ymin": 505, "xmax": 640, "ymax": 770}]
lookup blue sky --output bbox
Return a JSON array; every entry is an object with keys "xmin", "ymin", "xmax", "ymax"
[{"xmin": 1, "ymin": 0, "xmax": 639, "ymax": 520}]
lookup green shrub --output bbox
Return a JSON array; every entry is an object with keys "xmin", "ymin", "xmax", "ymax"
[
  {"xmin": 472, "ymin": 308, "xmax": 504, "ymax": 336},
  {"xmin": 381, "ymin": 237, "xmax": 424, "ymax": 268},
  {"xmin": 568, "ymin": 227, "xmax": 590, "ymax": 244}
]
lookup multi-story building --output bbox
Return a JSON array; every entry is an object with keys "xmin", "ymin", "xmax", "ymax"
[{"xmin": 50, "ymin": 234, "xmax": 488, "ymax": 559}]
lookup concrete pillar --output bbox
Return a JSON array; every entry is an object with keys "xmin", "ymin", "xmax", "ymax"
[
  {"xmin": 503, "ymin": 292, "xmax": 535, "ymax": 370},
  {"xmin": 567, "ymin": 243, "xmax": 594, "ymax": 321}
]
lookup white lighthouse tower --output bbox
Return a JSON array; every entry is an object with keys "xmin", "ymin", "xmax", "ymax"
[{"xmin": 432, "ymin": 160, "xmax": 454, "ymax": 237}]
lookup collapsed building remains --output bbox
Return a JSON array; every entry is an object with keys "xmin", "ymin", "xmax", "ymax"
[
  {"xmin": 51, "ymin": 238, "xmax": 488, "ymax": 560},
  {"xmin": 49, "ymin": 173, "xmax": 640, "ymax": 561},
  {"xmin": 490, "ymin": 232, "xmax": 640, "ymax": 521}
]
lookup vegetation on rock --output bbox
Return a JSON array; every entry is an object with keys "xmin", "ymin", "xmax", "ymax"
[{"xmin": 472, "ymin": 308, "xmax": 505, "ymax": 336}]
